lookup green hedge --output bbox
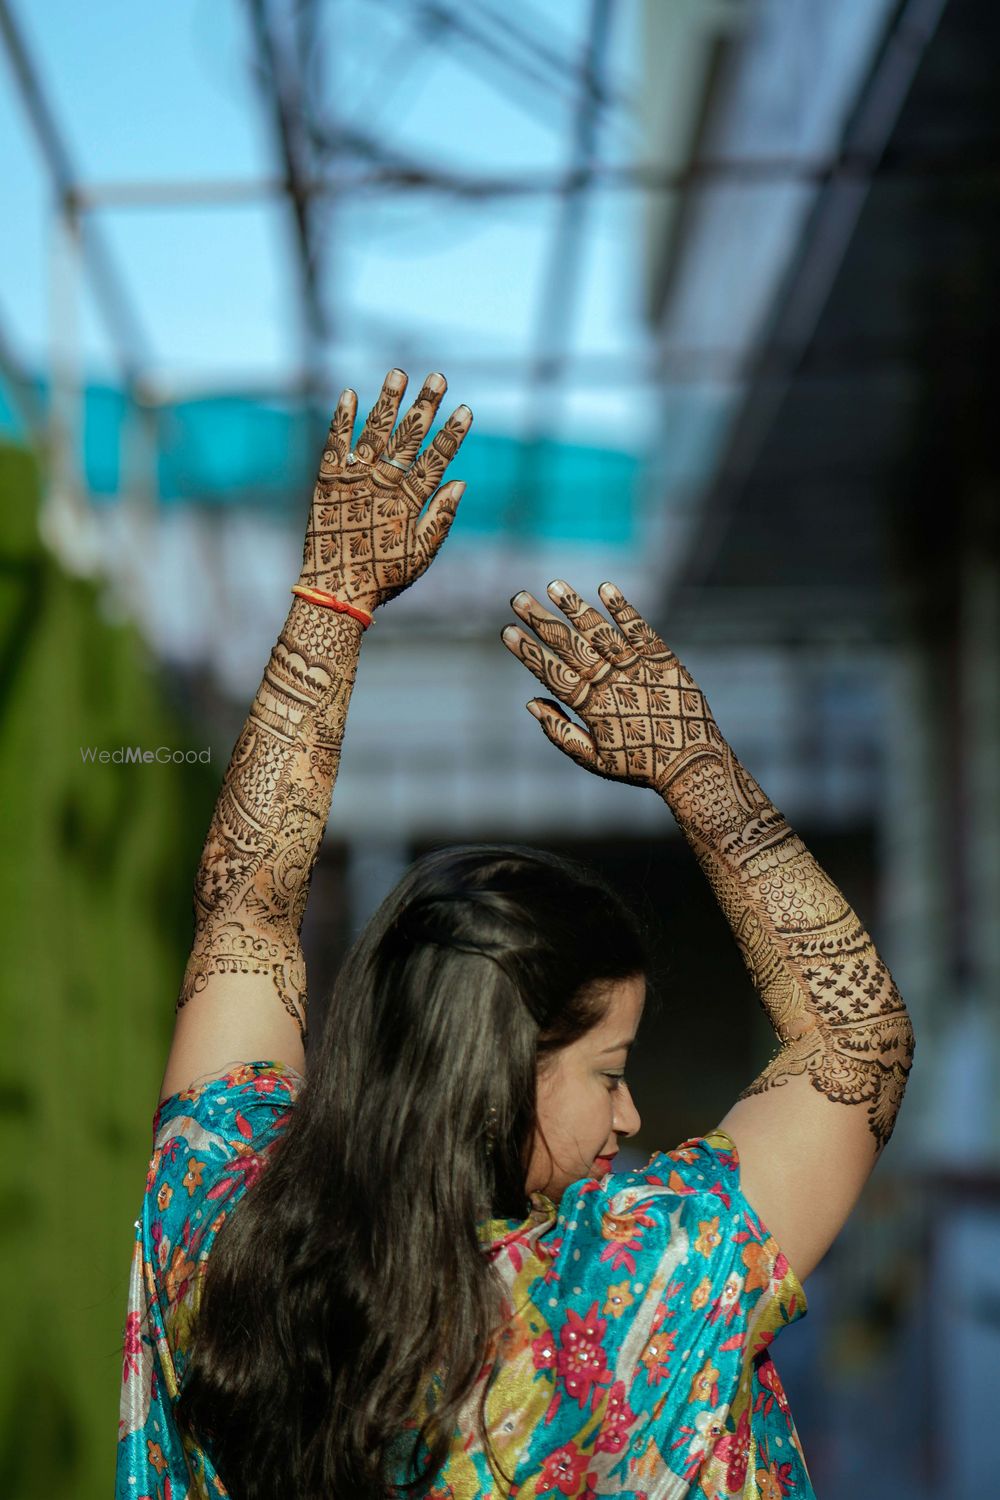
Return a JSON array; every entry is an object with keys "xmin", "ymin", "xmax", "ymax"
[{"xmin": 0, "ymin": 443, "xmax": 216, "ymax": 1497}]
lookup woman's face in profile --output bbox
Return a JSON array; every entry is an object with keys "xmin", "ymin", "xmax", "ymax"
[{"xmin": 526, "ymin": 974, "xmax": 645, "ymax": 1202}]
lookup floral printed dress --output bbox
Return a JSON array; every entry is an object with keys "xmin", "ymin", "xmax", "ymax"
[{"xmin": 116, "ymin": 1061, "xmax": 813, "ymax": 1499}]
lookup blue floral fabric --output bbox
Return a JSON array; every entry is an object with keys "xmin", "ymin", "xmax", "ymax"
[
  {"xmin": 116, "ymin": 1061, "xmax": 813, "ymax": 1498},
  {"xmin": 116, "ymin": 1060, "xmax": 301, "ymax": 1499}
]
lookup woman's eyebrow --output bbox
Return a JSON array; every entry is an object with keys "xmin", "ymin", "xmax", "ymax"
[{"xmin": 599, "ymin": 1038, "xmax": 636, "ymax": 1054}]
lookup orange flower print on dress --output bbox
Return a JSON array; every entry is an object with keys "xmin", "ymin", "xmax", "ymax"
[
  {"xmin": 495, "ymin": 1316, "xmax": 533, "ymax": 1362},
  {"xmin": 599, "ymin": 1206, "xmax": 657, "ymax": 1275},
  {"xmin": 147, "ymin": 1439, "xmax": 168, "ymax": 1475},
  {"xmin": 691, "ymin": 1274, "xmax": 712, "ymax": 1310},
  {"xmin": 144, "ymin": 1149, "xmax": 162, "ymax": 1196},
  {"xmin": 755, "ymin": 1455, "xmax": 795, "ymax": 1498},
  {"xmin": 741, "ymin": 1239, "xmax": 771, "ymax": 1292},
  {"xmin": 638, "ymin": 1325, "xmax": 677, "ymax": 1386},
  {"xmin": 164, "ymin": 1245, "xmax": 197, "ymax": 1306},
  {"xmin": 182, "ymin": 1157, "xmax": 205, "ymax": 1196},
  {"xmin": 223, "ymin": 1063, "xmax": 257, "ymax": 1088},
  {"xmin": 689, "ymin": 1357, "xmax": 720, "ymax": 1407},
  {"xmin": 694, "ymin": 1215, "xmax": 722, "ymax": 1256},
  {"xmin": 603, "ymin": 1280, "xmax": 634, "ymax": 1319},
  {"xmin": 667, "ymin": 1168, "xmax": 697, "ymax": 1194},
  {"xmin": 156, "ymin": 1181, "xmax": 173, "ymax": 1213},
  {"xmin": 667, "ymin": 1142, "xmax": 700, "ymax": 1165},
  {"xmin": 632, "ymin": 1429, "xmax": 667, "ymax": 1481}
]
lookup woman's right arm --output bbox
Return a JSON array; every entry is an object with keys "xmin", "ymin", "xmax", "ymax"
[{"xmin": 502, "ymin": 579, "xmax": 915, "ymax": 1284}]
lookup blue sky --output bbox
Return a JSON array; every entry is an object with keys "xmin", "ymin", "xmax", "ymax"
[{"xmin": 0, "ymin": 0, "xmax": 659, "ymax": 446}]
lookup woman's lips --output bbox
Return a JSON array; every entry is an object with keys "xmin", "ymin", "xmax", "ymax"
[{"xmin": 594, "ymin": 1152, "xmax": 618, "ymax": 1171}]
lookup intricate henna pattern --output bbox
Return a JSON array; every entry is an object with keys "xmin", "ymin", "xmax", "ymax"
[
  {"xmin": 505, "ymin": 583, "xmax": 725, "ymax": 792},
  {"xmin": 504, "ymin": 580, "xmax": 915, "ymax": 1150},
  {"xmin": 179, "ymin": 600, "xmax": 363, "ymax": 1039},
  {"xmin": 299, "ymin": 369, "xmax": 472, "ymax": 612},
  {"xmin": 181, "ymin": 371, "xmax": 471, "ymax": 1037}
]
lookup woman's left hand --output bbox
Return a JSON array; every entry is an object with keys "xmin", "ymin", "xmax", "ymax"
[{"xmin": 297, "ymin": 368, "xmax": 472, "ymax": 614}]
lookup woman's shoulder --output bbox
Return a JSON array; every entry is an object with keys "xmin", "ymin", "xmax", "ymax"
[
  {"xmin": 548, "ymin": 1128, "xmax": 807, "ymax": 1327},
  {"xmin": 152, "ymin": 1058, "xmax": 303, "ymax": 1144},
  {"xmin": 610, "ymin": 1129, "xmax": 744, "ymax": 1209},
  {"xmin": 138, "ymin": 1062, "xmax": 301, "ymax": 1298},
  {"xmin": 146, "ymin": 1060, "xmax": 302, "ymax": 1221}
]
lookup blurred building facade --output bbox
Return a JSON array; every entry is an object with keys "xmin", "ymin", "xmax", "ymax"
[{"xmin": 638, "ymin": 0, "xmax": 1000, "ymax": 1493}]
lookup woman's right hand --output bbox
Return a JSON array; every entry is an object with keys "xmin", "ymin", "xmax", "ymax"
[{"xmin": 501, "ymin": 579, "xmax": 726, "ymax": 794}]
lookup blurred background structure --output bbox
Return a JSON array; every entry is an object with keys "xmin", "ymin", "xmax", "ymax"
[{"xmin": 1, "ymin": 0, "xmax": 997, "ymax": 1495}]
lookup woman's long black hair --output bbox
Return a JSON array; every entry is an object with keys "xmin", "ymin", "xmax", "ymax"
[{"xmin": 176, "ymin": 843, "xmax": 648, "ymax": 1498}]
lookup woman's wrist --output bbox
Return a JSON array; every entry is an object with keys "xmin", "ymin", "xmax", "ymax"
[
  {"xmin": 291, "ymin": 582, "xmax": 374, "ymax": 630},
  {"xmin": 655, "ymin": 740, "xmax": 770, "ymax": 855},
  {"xmin": 285, "ymin": 591, "xmax": 368, "ymax": 652}
]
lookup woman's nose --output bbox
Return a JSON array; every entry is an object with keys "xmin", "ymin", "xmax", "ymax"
[{"xmin": 614, "ymin": 1081, "xmax": 641, "ymax": 1138}]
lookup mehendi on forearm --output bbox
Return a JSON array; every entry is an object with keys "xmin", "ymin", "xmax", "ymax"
[
  {"xmin": 663, "ymin": 743, "xmax": 915, "ymax": 1153},
  {"xmin": 178, "ymin": 598, "xmax": 364, "ymax": 1036}
]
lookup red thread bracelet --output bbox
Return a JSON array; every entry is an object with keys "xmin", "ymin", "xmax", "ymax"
[{"xmin": 290, "ymin": 584, "xmax": 374, "ymax": 629}]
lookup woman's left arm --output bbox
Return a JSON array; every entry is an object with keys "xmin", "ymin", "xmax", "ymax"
[{"xmin": 159, "ymin": 369, "xmax": 471, "ymax": 1101}]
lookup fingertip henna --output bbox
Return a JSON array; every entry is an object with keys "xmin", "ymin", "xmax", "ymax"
[{"xmin": 300, "ymin": 377, "xmax": 470, "ymax": 611}]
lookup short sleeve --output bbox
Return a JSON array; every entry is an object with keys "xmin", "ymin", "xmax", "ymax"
[
  {"xmin": 541, "ymin": 1128, "xmax": 807, "ymax": 1442},
  {"xmin": 636, "ymin": 1127, "xmax": 808, "ymax": 1351},
  {"xmin": 147, "ymin": 1060, "xmax": 302, "ymax": 1282}
]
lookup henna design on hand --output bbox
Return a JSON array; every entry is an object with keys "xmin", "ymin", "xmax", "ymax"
[
  {"xmin": 298, "ymin": 368, "xmax": 472, "ymax": 613},
  {"xmin": 503, "ymin": 580, "xmax": 725, "ymax": 792},
  {"xmin": 503, "ymin": 579, "xmax": 915, "ymax": 1149}
]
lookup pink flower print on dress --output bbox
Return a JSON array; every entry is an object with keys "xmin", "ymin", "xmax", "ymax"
[
  {"xmin": 250, "ymin": 1072, "xmax": 281, "ymax": 1095},
  {"xmin": 557, "ymin": 1304, "xmax": 613, "ymax": 1411},
  {"xmin": 754, "ymin": 1357, "xmax": 792, "ymax": 1421},
  {"xmin": 122, "ymin": 1311, "xmax": 143, "ymax": 1383},
  {"xmin": 538, "ymin": 1440, "xmax": 592, "ymax": 1496},
  {"xmin": 594, "ymin": 1380, "xmax": 638, "ymax": 1456},
  {"xmin": 711, "ymin": 1403, "xmax": 752, "ymax": 1493},
  {"xmin": 532, "ymin": 1328, "xmax": 557, "ymax": 1372}
]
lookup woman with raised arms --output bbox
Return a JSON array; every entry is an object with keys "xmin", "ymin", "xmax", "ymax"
[{"xmin": 116, "ymin": 368, "xmax": 914, "ymax": 1499}]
